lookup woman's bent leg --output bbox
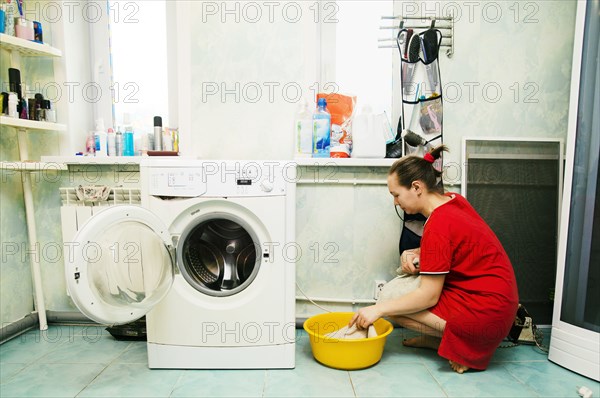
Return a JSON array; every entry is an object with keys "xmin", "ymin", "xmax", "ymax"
[
  {"xmin": 391, "ymin": 310, "xmax": 470, "ymax": 372},
  {"xmin": 391, "ymin": 310, "xmax": 446, "ymax": 337}
]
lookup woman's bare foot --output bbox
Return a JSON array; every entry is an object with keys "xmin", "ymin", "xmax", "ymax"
[
  {"xmin": 402, "ymin": 335, "xmax": 441, "ymax": 350},
  {"xmin": 449, "ymin": 360, "xmax": 469, "ymax": 374}
]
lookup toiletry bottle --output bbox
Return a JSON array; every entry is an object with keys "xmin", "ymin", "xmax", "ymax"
[
  {"xmin": 44, "ymin": 100, "xmax": 56, "ymax": 122},
  {"xmin": 94, "ymin": 118, "xmax": 108, "ymax": 156},
  {"xmin": 153, "ymin": 116, "xmax": 162, "ymax": 151},
  {"xmin": 86, "ymin": 132, "xmax": 96, "ymax": 156},
  {"xmin": 122, "ymin": 113, "xmax": 135, "ymax": 156},
  {"xmin": 0, "ymin": 7, "xmax": 5, "ymax": 35},
  {"xmin": 19, "ymin": 94, "xmax": 29, "ymax": 119},
  {"xmin": 162, "ymin": 128, "xmax": 173, "ymax": 151},
  {"xmin": 107, "ymin": 128, "xmax": 116, "ymax": 156},
  {"xmin": 115, "ymin": 127, "xmax": 123, "ymax": 156},
  {"xmin": 171, "ymin": 128, "xmax": 179, "ymax": 153},
  {"xmin": 5, "ymin": 0, "xmax": 15, "ymax": 36},
  {"xmin": 312, "ymin": 98, "xmax": 331, "ymax": 158},
  {"xmin": 7, "ymin": 92, "xmax": 18, "ymax": 118},
  {"xmin": 294, "ymin": 99, "xmax": 312, "ymax": 158}
]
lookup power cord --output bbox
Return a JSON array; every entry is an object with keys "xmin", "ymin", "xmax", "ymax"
[{"xmin": 295, "ymin": 283, "xmax": 334, "ymax": 313}]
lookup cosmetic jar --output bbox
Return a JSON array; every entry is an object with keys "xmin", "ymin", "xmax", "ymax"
[{"xmin": 15, "ymin": 17, "xmax": 34, "ymax": 41}]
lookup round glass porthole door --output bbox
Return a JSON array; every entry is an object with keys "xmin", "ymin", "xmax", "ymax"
[
  {"xmin": 178, "ymin": 216, "xmax": 261, "ymax": 297},
  {"xmin": 66, "ymin": 206, "xmax": 174, "ymax": 325}
]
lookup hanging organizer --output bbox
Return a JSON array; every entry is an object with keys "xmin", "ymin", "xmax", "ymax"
[
  {"xmin": 379, "ymin": 16, "xmax": 453, "ymax": 254},
  {"xmin": 379, "ymin": 15, "xmax": 453, "ymax": 158}
]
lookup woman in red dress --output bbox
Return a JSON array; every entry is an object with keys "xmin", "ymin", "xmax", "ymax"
[{"xmin": 350, "ymin": 145, "xmax": 519, "ymax": 373}]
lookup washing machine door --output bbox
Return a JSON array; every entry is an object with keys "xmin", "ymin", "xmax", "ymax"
[{"xmin": 66, "ymin": 205, "xmax": 175, "ymax": 325}]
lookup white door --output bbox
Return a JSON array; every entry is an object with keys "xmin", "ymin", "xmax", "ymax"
[
  {"xmin": 549, "ymin": 0, "xmax": 599, "ymax": 382},
  {"xmin": 66, "ymin": 206, "xmax": 175, "ymax": 325}
]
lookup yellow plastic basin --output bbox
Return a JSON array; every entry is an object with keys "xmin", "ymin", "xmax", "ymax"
[{"xmin": 303, "ymin": 312, "xmax": 393, "ymax": 370}]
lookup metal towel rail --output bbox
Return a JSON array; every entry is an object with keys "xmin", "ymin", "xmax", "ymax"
[{"xmin": 378, "ymin": 15, "xmax": 455, "ymax": 57}]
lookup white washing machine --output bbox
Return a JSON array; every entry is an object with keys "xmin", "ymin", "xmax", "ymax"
[{"xmin": 65, "ymin": 159, "xmax": 296, "ymax": 369}]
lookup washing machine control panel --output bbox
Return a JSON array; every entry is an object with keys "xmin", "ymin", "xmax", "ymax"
[
  {"xmin": 149, "ymin": 167, "xmax": 207, "ymax": 197},
  {"xmin": 146, "ymin": 162, "xmax": 293, "ymax": 198},
  {"xmin": 208, "ymin": 161, "xmax": 288, "ymax": 197}
]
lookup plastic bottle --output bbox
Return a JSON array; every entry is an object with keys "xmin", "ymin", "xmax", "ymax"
[
  {"xmin": 43, "ymin": 100, "xmax": 56, "ymax": 123},
  {"xmin": 19, "ymin": 86, "xmax": 28, "ymax": 120},
  {"xmin": 94, "ymin": 118, "xmax": 107, "ymax": 156},
  {"xmin": 115, "ymin": 127, "xmax": 123, "ymax": 156},
  {"xmin": 107, "ymin": 128, "xmax": 116, "ymax": 156},
  {"xmin": 5, "ymin": 0, "xmax": 15, "ymax": 36},
  {"xmin": 294, "ymin": 99, "xmax": 312, "ymax": 158},
  {"xmin": 122, "ymin": 113, "xmax": 135, "ymax": 156},
  {"xmin": 85, "ymin": 132, "xmax": 96, "ymax": 156},
  {"xmin": 141, "ymin": 131, "xmax": 149, "ymax": 156},
  {"xmin": 8, "ymin": 92, "xmax": 18, "ymax": 118},
  {"xmin": 312, "ymin": 98, "xmax": 331, "ymax": 158}
]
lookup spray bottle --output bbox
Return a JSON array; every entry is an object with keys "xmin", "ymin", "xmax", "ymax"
[{"xmin": 115, "ymin": 127, "xmax": 123, "ymax": 156}]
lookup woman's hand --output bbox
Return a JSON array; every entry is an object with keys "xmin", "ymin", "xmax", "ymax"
[
  {"xmin": 349, "ymin": 305, "xmax": 382, "ymax": 329},
  {"xmin": 400, "ymin": 248, "xmax": 421, "ymax": 275}
]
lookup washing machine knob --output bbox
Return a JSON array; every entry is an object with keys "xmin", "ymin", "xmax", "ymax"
[{"xmin": 260, "ymin": 180, "xmax": 274, "ymax": 192}]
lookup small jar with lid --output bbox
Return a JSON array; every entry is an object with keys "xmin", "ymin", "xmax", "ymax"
[{"xmin": 15, "ymin": 17, "xmax": 34, "ymax": 41}]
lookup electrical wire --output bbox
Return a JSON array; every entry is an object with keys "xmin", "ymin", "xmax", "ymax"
[
  {"xmin": 394, "ymin": 204, "xmax": 404, "ymax": 221},
  {"xmin": 295, "ymin": 283, "xmax": 334, "ymax": 313}
]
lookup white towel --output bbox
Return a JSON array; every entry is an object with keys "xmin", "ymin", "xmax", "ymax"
[
  {"xmin": 325, "ymin": 324, "xmax": 378, "ymax": 340},
  {"xmin": 377, "ymin": 264, "xmax": 421, "ymax": 303}
]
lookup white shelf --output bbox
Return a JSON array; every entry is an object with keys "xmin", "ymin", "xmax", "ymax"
[
  {"xmin": 1, "ymin": 116, "xmax": 67, "ymax": 131},
  {"xmin": 0, "ymin": 161, "xmax": 67, "ymax": 171},
  {"xmin": 294, "ymin": 158, "xmax": 397, "ymax": 167},
  {"xmin": 0, "ymin": 33, "xmax": 62, "ymax": 57},
  {"xmin": 41, "ymin": 156, "xmax": 143, "ymax": 165},
  {"xmin": 38, "ymin": 157, "xmax": 397, "ymax": 167}
]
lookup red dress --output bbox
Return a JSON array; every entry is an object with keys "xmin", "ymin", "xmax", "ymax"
[{"xmin": 419, "ymin": 193, "xmax": 519, "ymax": 370}]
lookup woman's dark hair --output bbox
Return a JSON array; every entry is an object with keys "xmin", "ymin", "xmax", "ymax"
[{"xmin": 388, "ymin": 145, "xmax": 448, "ymax": 194}]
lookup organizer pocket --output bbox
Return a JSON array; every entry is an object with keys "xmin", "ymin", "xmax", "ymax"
[
  {"xmin": 419, "ymin": 96, "xmax": 443, "ymax": 135},
  {"xmin": 401, "ymin": 59, "xmax": 420, "ymax": 97}
]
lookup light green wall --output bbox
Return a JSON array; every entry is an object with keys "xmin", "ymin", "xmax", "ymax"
[
  {"xmin": 0, "ymin": 131, "xmax": 35, "ymax": 325},
  {"xmin": 0, "ymin": 0, "xmax": 579, "ymax": 323},
  {"xmin": 435, "ymin": 0, "xmax": 577, "ymax": 168}
]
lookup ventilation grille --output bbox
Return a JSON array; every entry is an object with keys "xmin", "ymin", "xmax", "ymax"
[{"xmin": 464, "ymin": 139, "xmax": 562, "ymax": 324}]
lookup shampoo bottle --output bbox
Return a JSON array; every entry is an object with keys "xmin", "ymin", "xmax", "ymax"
[
  {"xmin": 312, "ymin": 98, "xmax": 331, "ymax": 158},
  {"xmin": 94, "ymin": 118, "xmax": 107, "ymax": 156},
  {"xmin": 294, "ymin": 99, "xmax": 312, "ymax": 158},
  {"xmin": 122, "ymin": 113, "xmax": 135, "ymax": 156}
]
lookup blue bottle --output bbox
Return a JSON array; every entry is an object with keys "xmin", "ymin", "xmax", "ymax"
[
  {"xmin": 123, "ymin": 125, "xmax": 135, "ymax": 156},
  {"xmin": 312, "ymin": 98, "xmax": 331, "ymax": 158}
]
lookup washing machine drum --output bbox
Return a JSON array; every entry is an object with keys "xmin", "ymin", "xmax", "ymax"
[{"xmin": 179, "ymin": 219, "xmax": 259, "ymax": 296}]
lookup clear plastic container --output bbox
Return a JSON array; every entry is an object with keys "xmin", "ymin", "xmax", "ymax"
[{"xmin": 294, "ymin": 100, "xmax": 313, "ymax": 158}]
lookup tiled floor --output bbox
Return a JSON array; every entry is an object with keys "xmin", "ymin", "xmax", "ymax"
[{"xmin": 1, "ymin": 325, "xmax": 598, "ymax": 397}]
